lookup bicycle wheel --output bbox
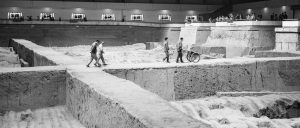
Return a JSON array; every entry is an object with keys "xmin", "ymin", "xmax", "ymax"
[
  {"xmin": 186, "ymin": 52, "xmax": 192, "ymax": 62},
  {"xmin": 191, "ymin": 53, "xmax": 200, "ymax": 63}
]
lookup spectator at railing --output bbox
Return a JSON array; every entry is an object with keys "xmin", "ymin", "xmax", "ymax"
[
  {"xmin": 270, "ymin": 12, "xmax": 288, "ymax": 21},
  {"xmin": 27, "ymin": 16, "xmax": 32, "ymax": 21},
  {"xmin": 228, "ymin": 13, "xmax": 234, "ymax": 21},
  {"xmin": 235, "ymin": 14, "xmax": 243, "ymax": 20},
  {"xmin": 279, "ymin": 12, "xmax": 288, "ymax": 21},
  {"xmin": 271, "ymin": 13, "xmax": 274, "ymax": 20},
  {"xmin": 284, "ymin": 12, "xmax": 288, "ymax": 19},
  {"xmin": 274, "ymin": 14, "xmax": 278, "ymax": 21},
  {"xmin": 246, "ymin": 13, "xmax": 256, "ymax": 21},
  {"xmin": 257, "ymin": 14, "xmax": 262, "ymax": 20}
]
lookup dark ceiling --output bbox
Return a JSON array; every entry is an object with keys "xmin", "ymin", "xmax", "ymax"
[{"xmin": 20, "ymin": 0, "xmax": 269, "ymax": 5}]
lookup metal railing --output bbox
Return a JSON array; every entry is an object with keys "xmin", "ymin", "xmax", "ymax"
[{"xmin": 0, "ymin": 18, "xmax": 186, "ymax": 24}]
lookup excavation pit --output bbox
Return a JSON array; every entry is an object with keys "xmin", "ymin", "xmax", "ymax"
[{"xmin": 1, "ymin": 39, "xmax": 300, "ymax": 128}]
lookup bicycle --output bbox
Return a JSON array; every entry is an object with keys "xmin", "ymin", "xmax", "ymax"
[{"xmin": 186, "ymin": 51, "xmax": 201, "ymax": 63}]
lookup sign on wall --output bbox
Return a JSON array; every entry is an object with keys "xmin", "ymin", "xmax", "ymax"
[
  {"xmin": 185, "ymin": 16, "xmax": 197, "ymax": 22},
  {"xmin": 131, "ymin": 14, "xmax": 143, "ymax": 21},
  {"xmin": 40, "ymin": 13, "xmax": 55, "ymax": 20},
  {"xmin": 8, "ymin": 12, "xmax": 22, "ymax": 19},
  {"xmin": 101, "ymin": 14, "xmax": 115, "ymax": 21},
  {"xmin": 158, "ymin": 14, "xmax": 171, "ymax": 21},
  {"xmin": 71, "ymin": 13, "xmax": 86, "ymax": 20}
]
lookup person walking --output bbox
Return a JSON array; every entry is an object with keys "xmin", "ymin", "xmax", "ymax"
[
  {"xmin": 86, "ymin": 40, "xmax": 100, "ymax": 67},
  {"xmin": 162, "ymin": 37, "xmax": 170, "ymax": 63},
  {"xmin": 96, "ymin": 41, "xmax": 107, "ymax": 66},
  {"xmin": 176, "ymin": 37, "xmax": 184, "ymax": 63}
]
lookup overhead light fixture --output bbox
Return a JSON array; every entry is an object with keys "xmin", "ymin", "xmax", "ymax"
[
  {"xmin": 10, "ymin": 7, "xmax": 19, "ymax": 12},
  {"xmin": 263, "ymin": 7, "xmax": 268, "ymax": 13},
  {"xmin": 132, "ymin": 9, "xmax": 141, "ymax": 14},
  {"xmin": 281, "ymin": 6, "xmax": 287, "ymax": 11},
  {"xmin": 247, "ymin": 9, "xmax": 252, "ymax": 14},
  {"xmin": 161, "ymin": 10, "xmax": 169, "ymax": 14},
  {"xmin": 75, "ymin": 8, "xmax": 83, "ymax": 13},
  {"xmin": 104, "ymin": 9, "xmax": 112, "ymax": 13},
  {"xmin": 43, "ymin": 7, "xmax": 51, "ymax": 12},
  {"xmin": 187, "ymin": 10, "xmax": 195, "ymax": 15}
]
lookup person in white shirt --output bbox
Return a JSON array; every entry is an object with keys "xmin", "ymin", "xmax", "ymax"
[
  {"xmin": 86, "ymin": 40, "xmax": 100, "ymax": 67},
  {"xmin": 96, "ymin": 41, "xmax": 107, "ymax": 66}
]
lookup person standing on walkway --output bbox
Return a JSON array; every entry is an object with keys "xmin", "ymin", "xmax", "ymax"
[
  {"xmin": 86, "ymin": 40, "xmax": 100, "ymax": 67},
  {"xmin": 176, "ymin": 37, "xmax": 184, "ymax": 63},
  {"xmin": 162, "ymin": 37, "xmax": 170, "ymax": 63},
  {"xmin": 96, "ymin": 41, "xmax": 107, "ymax": 66}
]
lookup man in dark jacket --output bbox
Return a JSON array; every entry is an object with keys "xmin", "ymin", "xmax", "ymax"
[
  {"xmin": 176, "ymin": 37, "xmax": 184, "ymax": 63},
  {"xmin": 162, "ymin": 37, "xmax": 170, "ymax": 63},
  {"xmin": 86, "ymin": 40, "xmax": 100, "ymax": 67}
]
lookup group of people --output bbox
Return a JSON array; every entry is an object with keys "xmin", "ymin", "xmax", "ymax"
[
  {"xmin": 213, "ymin": 15, "xmax": 233, "ymax": 22},
  {"xmin": 87, "ymin": 37, "xmax": 185, "ymax": 67},
  {"xmin": 246, "ymin": 13, "xmax": 260, "ymax": 21},
  {"xmin": 162, "ymin": 37, "xmax": 184, "ymax": 63},
  {"xmin": 209, "ymin": 13, "xmax": 246, "ymax": 23},
  {"xmin": 212, "ymin": 12, "xmax": 289, "ymax": 22},
  {"xmin": 86, "ymin": 40, "xmax": 107, "ymax": 67},
  {"xmin": 209, "ymin": 12, "xmax": 268, "ymax": 23},
  {"xmin": 270, "ymin": 12, "xmax": 288, "ymax": 21}
]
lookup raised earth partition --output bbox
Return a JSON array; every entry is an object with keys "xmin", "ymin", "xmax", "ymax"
[
  {"xmin": 255, "ymin": 51, "xmax": 300, "ymax": 58},
  {"xmin": 0, "ymin": 66, "xmax": 66, "ymax": 112},
  {"xmin": 9, "ymin": 39, "xmax": 82, "ymax": 66},
  {"xmin": 4, "ymin": 39, "xmax": 213, "ymax": 128},
  {"xmin": 104, "ymin": 57, "xmax": 300, "ymax": 100},
  {"xmin": 66, "ymin": 66, "xmax": 210, "ymax": 128},
  {"xmin": 179, "ymin": 23, "xmax": 214, "ymax": 46},
  {"xmin": 200, "ymin": 21, "xmax": 282, "ymax": 58}
]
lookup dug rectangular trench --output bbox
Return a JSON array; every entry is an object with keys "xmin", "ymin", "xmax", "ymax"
[
  {"xmin": 0, "ymin": 66, "xmax": 66, "ymax": 112},
  {"xmin": 104, "ymin": 57, "xmax": 300, "ymax": 101},
  {"xmin": 6, "ymin": 38, "xmax": 300, "ymax": 128}
]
